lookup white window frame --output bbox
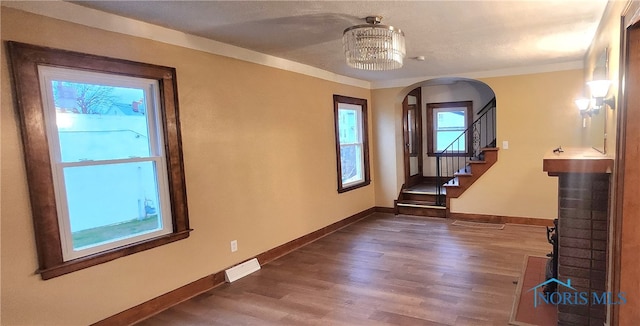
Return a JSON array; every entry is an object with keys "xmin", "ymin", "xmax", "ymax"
[
  {"xmin": 333, "ymin": 95, "xmax": 370, "ymax": 193},
  {"xmin": 338, "ymin": 103, "xmax": 365, "ymax": 187},
  {"xmin": 38, "ymin": 67, "xmax": 174, "ymax": 261},
  {"xmin": 433, "ymin": 107, "xmax": 468, "ymax": 153},
  {"xmin": 426, "ymin": 101, "xmax": 473, "ymax": 156}
]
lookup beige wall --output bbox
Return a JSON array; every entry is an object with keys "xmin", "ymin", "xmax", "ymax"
[
  {"xmin": 371, "ymin": 87, "xmax": 405, "ymax": 208},
  {"xmin": 455, "ymin": 71, "xmax": 584, "ymax": 218},
  {"xmin": 0, "ymin": 7, "xmax": 374, "ymax": 325},
  {"xmin": 585, "ymin": 1, "xmax": 638, "ymax": 325},
  {"xmin": 583, "ymin": 1, "xmax": 628, "ymax": 157},
  {"xmin": 372, "ymin": 70, "xmax": 584, "ymax": 218}
]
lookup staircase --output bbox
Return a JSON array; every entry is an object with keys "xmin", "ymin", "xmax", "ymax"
[
  {"xmin": 395, "ymin": 178, "xmax": 447, "ymax": 217},
  {"xmin": 442, "ymin": 147, "xmax": 498, "ymax": 200},
  {"xmin": 395, "ymin": 98, "xmax": 497, "ymax": 217}
]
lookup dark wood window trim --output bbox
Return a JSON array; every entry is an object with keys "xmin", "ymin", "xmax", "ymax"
[
  {"xmin": 6, "ymin": 41, "xmax": 192, "ymax": 280},
  {"xmin": 426, "ymin": 101, "xmax": 473, "ymax": 157},
  {"xmin": 333, "ymin": 95, "xmax": 371, "ymax": 193}
]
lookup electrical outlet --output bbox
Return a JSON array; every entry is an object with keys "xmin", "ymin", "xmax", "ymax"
[
  {"xmin": 502, "ymin": 140, "xmax": 509, "ymax": 150},
  {"xmin": 230, "ymin": 240, "xmax": 238, "ymax": 252}
]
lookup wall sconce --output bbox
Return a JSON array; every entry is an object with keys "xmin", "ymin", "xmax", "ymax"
[
  {"xmin": 587, "ymin": 79, "xmax": 615, "ymax": 111},
  {"xmin": 575, "ymin": 97, "xmax": 594, "ymax": 116},
  {"xmin": 575, "ymin": 79, "xmax": 615, "ymax": 117}
]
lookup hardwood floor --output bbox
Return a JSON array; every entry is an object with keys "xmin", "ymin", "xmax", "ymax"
[{"xmin": 137, "ymin": 213, "xmax": 551, "ymax": 325}]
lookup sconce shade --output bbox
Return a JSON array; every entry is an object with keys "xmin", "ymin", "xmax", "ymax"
[
  {"xmin": 575, "ymin": 79, "xmax": 615, "ymax": 117},
  {"xmin": 587, "ymin": 80, "xmax": 612, "ymax": 98},
  {"xmin": 575, "ymin": 98, "xmax": 590, "ymax": 112}
]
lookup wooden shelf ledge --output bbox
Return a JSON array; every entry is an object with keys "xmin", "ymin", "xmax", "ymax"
[{"xmin": 543, "ymin": 147, "xmax": 614, "ymax": 176}]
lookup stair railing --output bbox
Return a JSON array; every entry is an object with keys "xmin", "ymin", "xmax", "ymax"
[{"xmin": 435, "ymin": 98, "xmax": 496, "ymax": 205}]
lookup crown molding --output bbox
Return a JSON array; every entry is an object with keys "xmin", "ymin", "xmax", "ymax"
[
  {"xmin": 2, "ymin": 1, "xmax": 371, "ymax": 89},
  {"xmin": 3, "ymin": 1, "xmax": 585, "ymax": 91},
  {"xmin": 370, "ymin": 60, "xmax": 585, "ymax": 89}
]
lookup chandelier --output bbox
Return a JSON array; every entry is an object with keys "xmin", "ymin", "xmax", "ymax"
[{"xmin": 342, "ymin": 16, "xmax": 406, "ymax": 71}]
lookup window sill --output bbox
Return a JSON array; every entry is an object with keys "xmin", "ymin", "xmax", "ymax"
[
  {"xmin": 37, "ymin": 229, "xmax": 192, "ymax": 280},
  {"xmin": 338, "ymin": 180, "xmax": 371, "ymax": 193}
]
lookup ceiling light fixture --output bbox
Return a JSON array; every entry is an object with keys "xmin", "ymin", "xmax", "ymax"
[{"xmin": 343, "ymin": 16, "xmax": 406, "ymax": 71}]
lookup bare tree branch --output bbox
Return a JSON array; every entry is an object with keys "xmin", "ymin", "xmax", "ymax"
[
  {"xmin": 53, "ymin": 81, "xmax": 117, "ymax": 114},
  {"xmin": 74, "ymin": 84, "xmax": 116, "ymax": 114}
]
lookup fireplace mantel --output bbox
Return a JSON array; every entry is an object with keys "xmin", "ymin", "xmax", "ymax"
[
  {"xmin": 543, "ymin": 147, "xmax": 614, "ymax": 176},
  {"xmin": 543, "ymin": 147, "xmax": 613, "ymax": 326}
]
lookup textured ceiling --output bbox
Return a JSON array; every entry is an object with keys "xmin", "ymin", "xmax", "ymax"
[{"xmin": 71, "ymin": 1, "xmax": 608, "ymax": 82}]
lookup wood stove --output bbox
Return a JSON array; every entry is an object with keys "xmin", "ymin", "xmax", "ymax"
[{"xmin": 544, "ymin": 219, "xmax": 558, "ymax": 293}]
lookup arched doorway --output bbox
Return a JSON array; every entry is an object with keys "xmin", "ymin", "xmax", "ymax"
[{"xmin": 397, "ymin": 78, "xmax": 497, "ymax": 216}]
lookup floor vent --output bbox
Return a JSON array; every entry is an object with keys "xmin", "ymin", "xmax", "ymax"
[{"xmin": 225, "ymin": 258, "xmax": 261, "ymax": 283}]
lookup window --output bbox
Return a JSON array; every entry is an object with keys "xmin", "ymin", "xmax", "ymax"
[
  {"xmin": 426, "ymin": 101, "xmax": 473, "ymax": 156},
  {"xmin": 333, "ymin": 95, "xmax": 370, "ymax": 193},
  {"xmin": 40, "ymin": 67, "xmax": 174, "ymax": 261},
  {"xmin": 8, "ymin": 42, "xmax": 191, "ymax": 279}
]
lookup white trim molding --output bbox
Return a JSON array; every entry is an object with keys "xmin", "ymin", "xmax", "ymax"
[
  {"xmin": 2, "ymin": 0, "xmax": 371, "ymax": 89},
  {"xmin": 370, "ymin": 60, "xmax": 585, "ymax": 89},
  {"xmin": 3, "ymin": 1, "xmax": 584, "ymax": 91}
]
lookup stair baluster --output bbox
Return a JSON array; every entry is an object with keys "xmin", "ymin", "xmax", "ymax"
[{"xmin": 435, "ymin": 98, "xmax": 496, "ymax": 206}]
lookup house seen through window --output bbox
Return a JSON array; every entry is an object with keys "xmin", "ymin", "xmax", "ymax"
[
  {"xmin": 333, "ymin": 95, "xmax": 370, "ymax": 193},
  {"xmin": 8, "ymin": 41, "xmax": 190, "ymax": 279},
  {"xmin": 435, "ymin": 108, "xmax": 467, "ymax": 152},
  {"xmin": 427, "ymin": 101, "xmax": 473, "ymax": 156},
  {"xmin": 338, "ymin": 106, "xmax": 363, "ymax": 185},
  {"xmin": 41, "ymin": 67, "xmax": 172, "ymax": 261}
]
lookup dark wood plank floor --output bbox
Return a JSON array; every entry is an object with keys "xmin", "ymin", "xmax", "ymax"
[{"xmin": 137, "ymin": 213, "xmax": 551, "ymax": 325}]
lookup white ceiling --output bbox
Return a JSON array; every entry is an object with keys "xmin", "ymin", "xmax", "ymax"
[{"xmin": 69, "ymin": 1, "xmax": 608, "ymax": 83}]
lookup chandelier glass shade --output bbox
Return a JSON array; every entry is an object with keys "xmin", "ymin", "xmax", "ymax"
[{"xmin": 343, "ymin": 16, "xmax": 406, "ymax": 71}]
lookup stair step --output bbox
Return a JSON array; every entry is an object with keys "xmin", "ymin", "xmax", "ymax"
[
  {"xmin": 397, "ymin": 202, "xmax": 446, "ymax": 210},
  {"xmin": 402, "ymin": 189, "xmax": 445, "ymax": 195},
  {"xmin": 397, "ymin": 203, "xmax": 447, "ymax": 218},
  {"xmin": 403, "ymin": 189, "xmax": 436, "ymax": 194},
  {"xmin": 398, "ymin": 199, "xmax": 436, "ymax": 204},
  {"xmin": 443, "ymin": 177, "xmax": 459, "ymax": 187}
]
